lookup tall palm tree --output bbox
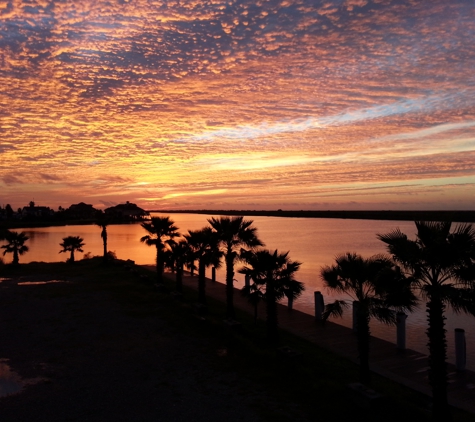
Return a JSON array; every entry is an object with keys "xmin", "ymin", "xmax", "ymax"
[
  {"xmin": 185, "ymin": 227, "xmax": 222, "ymax": 305},
  {"xmin": 320, "ymin": 253, "xmax": 416, "ymax": 384},
  {"xmin": 239, "ymin": 249, "xmax": 303, "ymax": 343},
  {"xmin": 59, "ymin": 236, "xmax": 85, "ymax": 263},
  {"xmin": 1, "ymin": 230, "xmax": 29, "ymax": 265},
  {"xmin": 95, "ymin": 211, "xmax": 110, "ymax": 263},
  {"xmin": 378, "ymin": 221, "xmax": 475, "ymax": 419},
  {"xmin": 208, "ymin": 216, "xmax": 263, "ymax": 320},
  {"xmin": 140, "ymin": 216, "xmax": 180, "ymax": 284}
]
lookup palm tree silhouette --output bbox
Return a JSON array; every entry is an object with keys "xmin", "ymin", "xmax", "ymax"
[
  {"xmin": 185, "ymin": 227, "xmax": 222, "ymax": 306},
  {"xmin": 1, "ymin": 230, "xmax": 29, "ymax": 265},
  {"xmin": 95, "ymin": 211, "xmax": 110, "ymax": 263},
  {"xmin": 208, "ymin": 216, "xmax": 263, "ymax": 320},
  {"xmin": 167, "ymin": 240, "xmax": 193, "ymax": 293},
  {"xmin": 320, "ymin": 252, "xmax": 415, "ymax": 384},
  {"xmin": 59, "ymin": 236, "xmax": 85, "ymax": 263},
  {"xmin": 239, "ymin": 249, "xmax": 303, "ymax": 343},
  {"xmin": 140, "ymin": 216, "xmax": 180, "ymax": 284},
  {"xmin": 378, "ymin": 221, "xmax": 475, "ymax": 419},
  {"xmin": 241, "ymin": 279, "xmax": 265, "ymax": 325}
]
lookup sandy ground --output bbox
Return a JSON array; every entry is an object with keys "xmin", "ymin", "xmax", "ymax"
[{"xmin": 0, "ymin": 273, "xmax": 310, "ymax": 422}]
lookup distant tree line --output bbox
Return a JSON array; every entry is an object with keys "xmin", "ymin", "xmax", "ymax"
[{"xmin": 0, "ymin": 200, "xmax": 149, "ymax": 226}]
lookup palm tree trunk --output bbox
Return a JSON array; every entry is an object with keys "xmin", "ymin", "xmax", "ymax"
[
  {"xmin": 156, "ymin": 246, "xmax": 163, "ymax": 283},
  {"xmin": 266, "ymin": 275, "xmax": 279, "ymax": 344},
  {"xmin": 102, "ymin": 228, "xmax": 108, "ymax": 263},
  {"xmin": 198, "ymin": 260, "xmax": 206, "ymax": 305},
  {"xmin": 176, "ymin": 264, "xmax": 183, "ymax": 292},
  {"xmin": 225, "ymin": 253, "xmax": 235, "ymax": 319},
  {"xmin": 356, "ymin": 309, "xmax": 371, "ymax": 384},
  {"xmin": 13, "ymin": 248, "xmax": 19, "ymax": 265},
  {"xmin": 70, "ymin": 250, "xmax": 74, "ymax": 263},
  {"xmin": 427, "ymin": 293, "xmax": 449, "ymax": 421}
]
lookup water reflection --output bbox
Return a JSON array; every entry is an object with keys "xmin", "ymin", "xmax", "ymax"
[
  {"xmin": 22, "ymin": 230, "xmax": 50, "ymax": 241},
  {"xmin": 0, "ymin": 359, "xmax": 23, "ymax": 397},
  {"xmin": 18, "ymin": 280, "xmax": 68, "ymax": 286}
]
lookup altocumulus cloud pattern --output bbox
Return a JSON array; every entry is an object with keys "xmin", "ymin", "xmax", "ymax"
[{"xmin": 1, "ymin": 0, "xmax": 475, "ymax": 210}]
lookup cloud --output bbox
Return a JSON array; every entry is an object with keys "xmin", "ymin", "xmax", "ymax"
[
  {"xmin": 99, "ymin": 200, "xmax": 118, "ymax": 207},
  {"xmin": 2, "ymin": 175, "xmax": 23, "ymax": 185},
  {"xmin": 39, "ymin": 173, "xmax": 62, "ymax": 181}
]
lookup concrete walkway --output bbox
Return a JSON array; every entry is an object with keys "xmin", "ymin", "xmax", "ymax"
[{"xmin": 146, "ymin": 266, "xmax": 475, "ymax": 415}]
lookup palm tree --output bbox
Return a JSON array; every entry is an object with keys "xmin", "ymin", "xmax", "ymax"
[
  {"xmin": 59, "ymin": 236, "xmax": 85, "ymax": 263},
  {"xmin": 140, "ymin": 216, "xmax": 180, "ymax": 284},
  {"xmin": 320, "ymin": 253, "xmax": 415, "ymax": 384},
  {"xmin": 1, "ymin": 230, "xmax": 29, "ymax": 265},
  {"xmin": 378, "ymin": 221, "xmax": 475, "ymax": 419},
  {"xmin": 185, "ymin": 227, "xmax": 222, "ymax": 305},
  {"xmin": 239, "ymin": 249, "xmax": 303, "ymax": 343},
  {"xmin": 167, "ymin": 240, "xmax": 193, "ymax": 293},
  {"xmin": 208, "ymin": 216, "xmax": 263, "ymax": 320},
  {"xmin": 95, "ymin": 211, "xmax": 110, "ymax": 263},
  {"xmin": 241, "ymin": 280, "xmax": 265, "ymax": 325}
]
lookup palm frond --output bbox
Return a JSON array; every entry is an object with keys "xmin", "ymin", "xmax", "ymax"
[
  {"xmin": 322, "ymin": 300, "xmax": 348, "ymax": 321},
  {"xmin": 369, "ymin": 306, "xmax": 396, "ymax": 325}
]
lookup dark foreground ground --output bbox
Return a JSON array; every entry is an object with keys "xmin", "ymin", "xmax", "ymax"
[
  {"xmin": 0, "ymin": 260, "xmax": 470, "ymax": 422},
  {"xmin": 0, "ymin": 262, "xmax": 289, "ymax": 422}
]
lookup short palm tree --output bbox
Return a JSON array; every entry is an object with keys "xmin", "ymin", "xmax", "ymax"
[
  {"xmin": 1, "ymin": 230, "xmax": 29, "ymax": 265},
  {"xmin": 241, "ymin": 280, "xmax": 265, "ymax": 325},
  {"xmin": 320, "ymin": 252, "xmax": 415, "ymax": 384},
  {"xmin": 185, "ymin": 227, "xmax": 222, "ymax": 305},
  {"xmin": 140, "ymin": 216, "xmax": 180, "ymax": 284},
  {"xmin": 378, "ymin": 221, "xmax": 475, "ymax": 419},
  {"xmin": 59, "ymin": 236, "xmax": 85, "ymax": 263},
  {"xmin": 208, "ymin": 216, "xmax": 263, "ymax": 320},
  {"xmin": 95, "ymin": 211, "xmax": 110, "ymax": 263},
  {"xmin": 167, "ymin": 240, "xmax": 193, "ymax": 293},
  {"xmin": 239, "ymin": 249, "xmax": 303, "ymax": 343}
]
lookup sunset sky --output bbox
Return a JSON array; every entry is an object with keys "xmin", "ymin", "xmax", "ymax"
[{"xmin": 1, "ymin": 0, "xmax": 475, "ymax": 211}]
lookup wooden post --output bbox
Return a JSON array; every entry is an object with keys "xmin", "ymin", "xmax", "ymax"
[
  {"xmin": 396, "ymin": 312, "xmax": 407, "ymax": 350},
  {"xmin": 314, "ymin": 291, "xmax": 324, "ymax": 321},
  {"xmin": 288, "ymin": 295, "xmax": 293, "ymax": 310},
  {"xmin": 352, "ymin": 301, "xmax": 359, "ymax": 332},
  {"xmin": 455, "ymin": 328, "xmax": 466, "ymax": 371}
]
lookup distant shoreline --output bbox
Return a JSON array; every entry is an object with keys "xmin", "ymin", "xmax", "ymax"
[
  {"xmin": 149, "ymin": 209, "xmax": 475, "ymax": 222},
  {"xmin": 3, "ymin": 210, "xmax": 474, "ymax": 230}
]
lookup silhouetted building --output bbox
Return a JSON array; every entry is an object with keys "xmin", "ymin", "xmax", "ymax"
[
  {"xmin": 21, "ymin": 204, "xmax": 54, "ymax": 218},
  {"xmin": 66, "ymin": 202, "xmax": 98, "ymax": 220}
]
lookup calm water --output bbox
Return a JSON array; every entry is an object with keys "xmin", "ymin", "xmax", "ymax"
[{"xmin": 9, "ymin": 213, "xmax": 475, "ymax": 370}]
